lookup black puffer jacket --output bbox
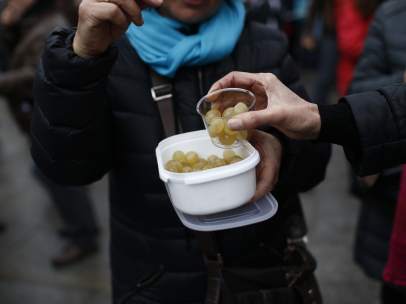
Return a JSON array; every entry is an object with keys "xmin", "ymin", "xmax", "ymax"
[
  {"xmin": 343, "ymin": 83, "xmax": 406, "ymax": 176},
  {"xmin": 348, "ymin": 0, "xmax": 406, "ymax": 280},
  {"xmin": 31, "ymin": 22, "xmax": 330, "ymax": 303},
  {"xmin": 346, "ymin": 0, "xmax": 406, "ymax": 175},
  {"xmin": 339, "ymin": 3, "xmax": 406, "ymax": 176},
  {"xmin": 349, "ymin": 0, "xmax": 406, "ymax": 94}
]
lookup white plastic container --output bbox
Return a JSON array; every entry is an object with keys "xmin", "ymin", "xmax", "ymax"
[{"xmin": 156, "ymin": 130, "xmax": 260, "ymax": 215}]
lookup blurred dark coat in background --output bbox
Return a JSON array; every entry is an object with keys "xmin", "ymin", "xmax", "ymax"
[
  {"xmin": 0, "ymin": 1, "xmax": 100, "ymax": 267},
  {"xmin": 350, "ymin": 0, "xmax": 406, "ymax": 281},
  {"xmin": 0, "ymin": 3, "xmax": 68, "ymax": 133},
  {"xmin": 247, "ymin": 0, "xmax": 283, "ymax": 29}
]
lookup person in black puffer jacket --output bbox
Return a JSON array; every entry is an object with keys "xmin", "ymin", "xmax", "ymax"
[
  {"xmin": 350, "ymin": 0, "xmax": 406, "ymax": 94},
  {"xmin": 349, "ymin": 0, "xmax": 406, "ymax": 285},
  {"xmin": 31, "ymin": 0, "xmax": 330, "ymax": 303}
]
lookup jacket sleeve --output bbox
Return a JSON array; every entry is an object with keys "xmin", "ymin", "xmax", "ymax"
[
  {"xmin": 343, "ymin": 83, "xmax": 406, "ymax": 175},
  {"xmin": 31, "ymin": 28, "xmax": 117, "ymax": 186},
  {"xmin": 272, "ymin": 54, "xmax": 331, "ymax": 194},
  {"xmin": 350, "ymin": 6, "xmax": 405, "ymax": 94}
]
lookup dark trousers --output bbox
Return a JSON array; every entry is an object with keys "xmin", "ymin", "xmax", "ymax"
[
  {"xmin": 381, "ymin": 283, "xmax": 406, "ymax": 304},
  {"xmin": 33, "ymin": 166, "xmax": 99, "ymax": 246},
  {"xmin": 312, "ymin": 33, "xmax": 337, "ymax": 105}
]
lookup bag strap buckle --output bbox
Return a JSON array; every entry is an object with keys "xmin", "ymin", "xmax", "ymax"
[
  {"xmin": 149, "ymin": 70, "xmax": 177, "ymax": 137},
  {"xmin": 151, "ymin": 84, "xmax": 173, "ymax": 102},
  {"xmin": 287, "ymin": 236, "xmax": 308, "ymax": 246}
]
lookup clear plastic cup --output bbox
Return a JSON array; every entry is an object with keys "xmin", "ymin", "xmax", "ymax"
[{"xmin": 196, "ymin": 88, "xmax": 256, "ymax": 149}]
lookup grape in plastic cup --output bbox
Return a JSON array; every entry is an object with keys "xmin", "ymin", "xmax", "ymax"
[{"xmin": 196, "ymin": 88, "xmax": 256, "ymax": 149}]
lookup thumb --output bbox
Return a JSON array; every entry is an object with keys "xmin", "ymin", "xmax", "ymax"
[{"xmin": 228, "ymin": 110, "xmax": 272, "ymax": 130}]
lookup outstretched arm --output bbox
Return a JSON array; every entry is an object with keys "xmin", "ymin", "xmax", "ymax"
[{"xmin": 210, "ymin": 72, "xmax": 406, "ymax": 176}]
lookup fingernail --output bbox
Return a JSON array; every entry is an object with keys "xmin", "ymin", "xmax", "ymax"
[
  {"xmin": 228, "ymin": 119, "xmax": 243, "ymax": 130},
  {"xmin": 135, "ymin": 15, "xmax": 144, "ymax": 26}
]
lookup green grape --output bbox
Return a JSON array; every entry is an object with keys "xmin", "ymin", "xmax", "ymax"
[
  {"xmin": 223, "ymin": 150, "xmax": 236, "ymax": 162},
  {"xmin": 182, "ymin": 166, "xmax": 193, "ymax": 173},
  {"xmin": 234, "ymin": 102, "xmax": 249, "ymax": 114},
  {"xmin": 237, "ymin": 130, "xmax": 248, "ymax": 140},
  {"xmin": 167, "ymin": 148, "xmax": 247, "ymax": 173},
  {"xmin": 186, "ymin": 151, "xmax": 199, "ymax": 165},
  {"xmin": 219, "ymin": 133, "xmax": 237, "ymax": 146},
  {"xmin": 203, "ymin": 164, "xmax": 215, "ymax": 170},
  {"xmin": 208, "ymin": 117, "xmax": 225, "ymax": 137},
  {"xmin": 208, "ymin": 155, "xmax": 220, "ymax": 164},
  {"xmin": 205, "ymin": 109, "xmax": 221, "ymax": 124},
  {"xmin": 228, "ymin": 156, "xmax": 243, "ymax": 164},
  {"xmin": 172, "ymin": 151, "xmax": 186, "ymax": 163},
  {"xmin": 165, "ymin": 160, "xmax": 183, "ymax": 173},
  {"xmin": 224, "ymin": 123, "xmax": 238, "ymax": 136},
  {"xmin": 213, "ymin": 159, "xmax": 227, "ymax": 168},
  {"xmin": 222, "ymin": 107, "xmax": 235, "ymax": 119},
  {"xmin": 192, "ymin": 160, "xmax": 207, "ymax": 171}
]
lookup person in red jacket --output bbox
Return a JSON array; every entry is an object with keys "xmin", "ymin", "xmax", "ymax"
[{"xmin": 335, "ymin": 0, "xmax": 382, "ymax": 95}]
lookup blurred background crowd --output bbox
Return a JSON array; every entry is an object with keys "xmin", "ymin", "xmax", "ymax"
[{"xmin": 0, "ymin": 0, "xmax": 405, "ymax": 303}]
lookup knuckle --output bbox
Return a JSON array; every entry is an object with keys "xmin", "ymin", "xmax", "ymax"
[
  {"xmin": 78, "ymin": 1, "xmax": 90, "ymax": 15},
  {"xmin": 267, "ymin": 73, "xmax": 277, "ymax": 81},
  {"xmin": 109, "ymin": 5, "xmax": 122, "ymax": 19},
  {"xmin": 263, "ymin": 73, "xmax": 277, "ymax": 87},
  {"xmin": 228, "ymin": 71, "xmax": 237, "ymax": 82},
  {"xmin": 246, "ymin": 114, "xmax": 258, "ymax": 126}
]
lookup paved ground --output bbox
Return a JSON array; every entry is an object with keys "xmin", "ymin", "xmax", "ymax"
[{"xmin": 0, "ymin": 95, "xmax": 381, "ymax": 304}]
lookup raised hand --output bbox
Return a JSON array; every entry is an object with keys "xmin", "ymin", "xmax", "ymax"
[{"xmin": 73, "ymin": 0, "xmax": 162, "ymax": 58}]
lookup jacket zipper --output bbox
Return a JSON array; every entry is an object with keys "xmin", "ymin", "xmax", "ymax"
[{"xmin": 136, "ymin": 265, "xmax": 165, "ymax": 289}]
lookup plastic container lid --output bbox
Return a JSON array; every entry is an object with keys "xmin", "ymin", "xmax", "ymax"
[{"xmin": 175, "ymin": 193, "xmax": 278, "ymax": 231}]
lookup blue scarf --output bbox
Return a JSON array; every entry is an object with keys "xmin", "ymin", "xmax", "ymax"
[{"xmin": 126, "ymin": 0, "xmax": 246, "ymax": 78}]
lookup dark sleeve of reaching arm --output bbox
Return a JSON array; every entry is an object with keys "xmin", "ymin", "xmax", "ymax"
[
  {"xmin": 31, "ymin": 28, "xmax": 118, "ymax": 186},
  {"xmin": 318, "ymin": 84, "xmax": 406, "ymax": 176},
  {"xmin": 318, "ymin": 102, "xmax": 359, "ymax": 148}
]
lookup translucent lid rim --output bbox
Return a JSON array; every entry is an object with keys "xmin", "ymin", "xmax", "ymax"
[{"xmin": 174, "ymin": 193, "xmax": 278, "ymax": 232}]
